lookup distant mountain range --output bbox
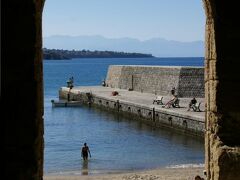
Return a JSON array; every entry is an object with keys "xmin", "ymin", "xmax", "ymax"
[{"xmin": 43, "ymin": 35, "xmax": 204, "ymax": 57}]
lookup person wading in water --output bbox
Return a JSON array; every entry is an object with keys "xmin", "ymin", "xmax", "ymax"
[{"xmin": 81, "ymin": 143, "xmax": 91, "ymax": 161}]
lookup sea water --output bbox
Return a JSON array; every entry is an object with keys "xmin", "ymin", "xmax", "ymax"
[{"xmin": 44, "ymin": 57, "xmax": 204, "ymax": 175}]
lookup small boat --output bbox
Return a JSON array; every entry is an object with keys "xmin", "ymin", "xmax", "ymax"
[{"xmin": 51, "ymin": 99, "xmax": 82, "ymax": 107}]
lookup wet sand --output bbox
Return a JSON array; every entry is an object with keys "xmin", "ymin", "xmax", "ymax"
[{"xmin": 44, "ymin": 167, "xmax": 205, "ymax": 180}]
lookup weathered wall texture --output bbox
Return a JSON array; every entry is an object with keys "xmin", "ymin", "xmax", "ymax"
[
  {"xmin": 59, "ymin": 90, "xmax": 205, "ymax": 136},
  {"xmin": 3, "ymin": 0, "xmax": 45, "ymax": 179},
  {"xmin": 106, "ymin": 65, "xmax": 204, "ymax": 97},
  {"xmin": 203, "ymin": 0, "xmax": 240, "ymax": 180}
]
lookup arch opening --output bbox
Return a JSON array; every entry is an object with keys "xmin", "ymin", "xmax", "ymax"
[{"xmin": 3, "ymin": 0, "xmax": 240, "ymax": 179}]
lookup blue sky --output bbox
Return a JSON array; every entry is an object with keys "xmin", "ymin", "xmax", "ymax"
[{"xmin": 43, "ymin": 0, "xmax": 205, "ymax": 42}]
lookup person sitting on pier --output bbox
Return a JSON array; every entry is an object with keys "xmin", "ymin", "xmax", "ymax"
[
  {"xmin": 172, "ymin": 96, "xmax": 180, "ymax": 108},
  {"xmin": 171, "ymin": 87, "xmax": 176, "ymax": 96},
  {"xmin": 188, "ymin": 97, "xmax": 197, "ymax": 111},
  {"xmin": 162, "ymin": 94, "xmax": 178, "ymax": 108}
]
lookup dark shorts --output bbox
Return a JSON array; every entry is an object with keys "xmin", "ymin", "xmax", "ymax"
[{"xmin": 82, "ymin": 152, "xmax": 88, "ymax": 158}]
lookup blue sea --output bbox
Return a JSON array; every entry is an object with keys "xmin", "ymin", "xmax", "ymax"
[{"xmin": 44, "ymin": 57, "xmax": 204, "ymax": 175}]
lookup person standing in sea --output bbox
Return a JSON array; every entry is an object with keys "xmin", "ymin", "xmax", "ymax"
[{"xmin": 81, "ymin": 143, "xmax": 91, "ymax": 161}]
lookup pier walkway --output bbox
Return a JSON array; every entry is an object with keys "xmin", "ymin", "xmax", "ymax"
[
  {"xmin": 59, "ymin": 86, "xmax": 205, "ymax": 136},
  {"xmin": 68, "ymin": 86, "xmax": 204, "ymax": 119}
]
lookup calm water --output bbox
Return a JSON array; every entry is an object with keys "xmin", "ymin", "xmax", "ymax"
[{"xmin": 44, "ymin": 57, "xmax": 204, "ymax": 175}]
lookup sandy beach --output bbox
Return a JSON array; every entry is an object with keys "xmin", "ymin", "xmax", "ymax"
[{"xmin": 44, "ymin": 167, "xmax": 205, "ymax": 180}]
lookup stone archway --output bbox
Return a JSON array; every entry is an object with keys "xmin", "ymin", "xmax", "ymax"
[
  {"xmin": 3, "ymin": 0, "xmax": 45, "ymax": 179},
  {"xmin": 203, "ymin": 1, "xmax": 240, "ymax": 179},
  {"xmin": 3, "ymin": 0, "xmax": 240, "ymax": 179}
]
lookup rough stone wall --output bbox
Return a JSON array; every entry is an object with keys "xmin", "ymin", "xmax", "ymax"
[
  {"xmin": 3, "ymin": 0, "xmax": 45, "ymax": 179},
  {"xmin": 59, "ymin": 90, "xmax": 204, "ymax": 136},
  {"xmin": 106, "ymin": 65, "xmax": 204, "ymax": 97},
  {"xmin": 105, "ymin": 65, "xmax": 123, "ymax": 88},
  {"xmin": 178, "ymin": 67, "xmax": 205, "ymax": 97},
  {"xmin": 203, "ymin": 0, "xmax": 240, "ymax": 179},
  {"xmin": 91, "ymin": 96, "xmax": 204, "ymax": 136}
]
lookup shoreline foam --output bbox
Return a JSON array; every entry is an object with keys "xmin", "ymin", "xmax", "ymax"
[{"xmin": 44, "ymin": 164, "xmax": 205, "ymax": 180}]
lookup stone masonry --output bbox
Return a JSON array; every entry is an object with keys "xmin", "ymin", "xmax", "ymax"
[
  {"xmin": 59, "ymin": 86, "xmax": 205, "ymax": 137},
  {"xmin": 106, "ymin": 65, "xmax": 204, "ymax": 97}
]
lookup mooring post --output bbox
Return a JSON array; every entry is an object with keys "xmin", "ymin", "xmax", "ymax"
[
  {"xmin": 152, "ymin": 107, "xmax": 155, "ymax": 122},
  {"xmin": 131, "ymin": 75, "xmax": 134, "ymax": 90},
  {"xmin": 117, "ymin": 100, "xmax": 120, "ymax": 112}
]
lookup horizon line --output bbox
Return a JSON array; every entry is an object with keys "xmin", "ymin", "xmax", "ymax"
[{"xmin": 43, "ymin": 34, "xmax": 204, "ymax": 43}]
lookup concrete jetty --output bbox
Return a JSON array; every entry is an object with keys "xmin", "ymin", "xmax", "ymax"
[
  {"xmin": 58, "ymin": 65, "xmax": 205, "ymax": 137},
  {"xmin": 59, "ymin": 86, "xmax": 205, "ymax": 137}
]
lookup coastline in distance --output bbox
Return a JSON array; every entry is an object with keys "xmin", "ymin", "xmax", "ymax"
[{"xmin": 43, "ymin": 48, "xmax": 154, "ymax": 60}]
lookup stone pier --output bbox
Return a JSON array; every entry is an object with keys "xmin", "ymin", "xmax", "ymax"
[{"xmin": 59, "ymin": 86, "xmax": 205, "ymax": 137}]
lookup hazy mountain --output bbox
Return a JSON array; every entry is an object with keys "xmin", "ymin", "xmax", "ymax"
[{"xmin": 43, "ymin": 35, "xmax": 204, "ymax": 57}]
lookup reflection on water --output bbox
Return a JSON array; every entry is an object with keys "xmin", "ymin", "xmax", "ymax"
[
  {"xmin": 81, "ymin": 161, "xmax": 88, "ymax": 175},
  {"xmin": 94, "ymin": 107, "xmax": 203, "ymax": 142},
  {"xmin": 44, "ymin": 103, "xmax": 204, "ymax": 175}
]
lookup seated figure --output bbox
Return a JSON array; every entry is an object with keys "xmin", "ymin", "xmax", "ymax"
[
  {"xmin": 162, "ymin": 95, "xmax": 180, "ymax": 108},
  {"xmin": 188, "ymin": 97, "xmax": 201, "ymax": 111},
  {"xmin": 172, "ymin": 97, "xmax": 180, "ymax": 108}
]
